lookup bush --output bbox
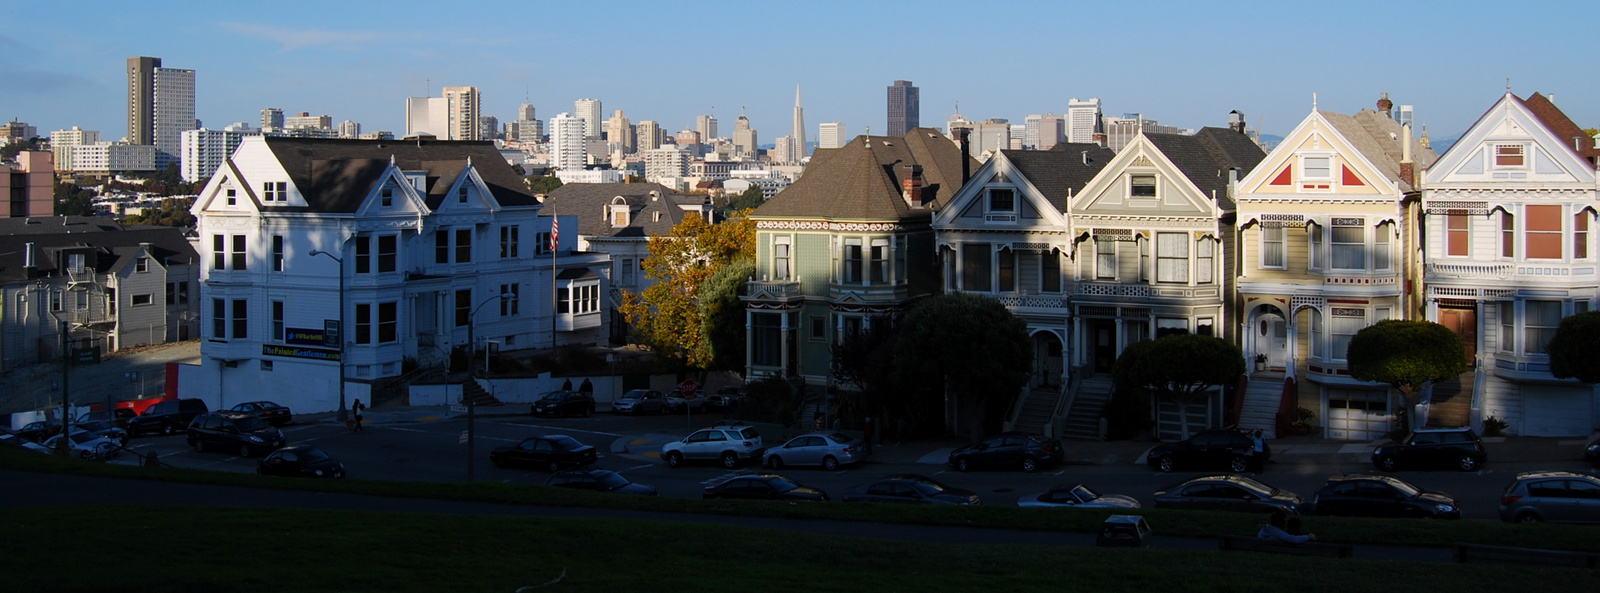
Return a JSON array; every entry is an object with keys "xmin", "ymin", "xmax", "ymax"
[
  {"xmin": 1102, "ymin": 386, "xmax": 1151, "ymax": 441},
  {"xmin": 743, "ymin": 376, "xmax": 798, "ymax": 425},
  {"xmin": 1483, "ymin": 414, "xmax": 1508, "ymax": 437}
]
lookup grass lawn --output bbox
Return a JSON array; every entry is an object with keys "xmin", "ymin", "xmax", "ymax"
[{"xmin": 3, "ymin": 504, "xmax": 1596, "ymax": 593}]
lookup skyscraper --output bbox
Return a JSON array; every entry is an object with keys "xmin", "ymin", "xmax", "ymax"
[
  {"xmin": 696, "ymin": 115, "xmax": 718, "ymax": 141},
  {"xmin": 406, "ymin": 96, "xmax": 448, "ymax": 138},
  {"xmin": 442, "ymin": 86, "xmax": 481, "ymax": 141},
  {"xmin": 636, "ymin": 120, "xmax": 662, "ymax": 151},
  {"xmin": 260, "ymin": 108, "xmax": 284, "ymax": 131},
  {"xmin": 574, "ymin": 99, "xmax": 602, "ymax": 139},
  {"xmin": 128, "ymin": 56, "xmax": 196, "ymax": 170},
  {"xmin": 607, "ymin": 110, "xmax": 634, "ymax": 153},
  {"xmin": 127, "ymin": 57, "xmax": 160, "ymax": 145},
  {"xmin": 549, "ymin": 112, "xmax": 587, "ymax": 171},
  {"xmin": 518, "ymin": 102, "xmax": 536, "ymax": 122},
  {"xmin": 1067, "ymin": 97, "xmax": 1103, "ymax": 144},
  {"xmin": 818, "ymin": 122, "xmax": 846, "ymax": 149},
  {"xmin": 732, "ymin": 115, "xmax": 757, "ymax": 156},
  {"xmin": 887, "ymin": 80, "xmax": 919, "ymax": 137},
  {"xmin": 790, "ymin": 85, "xmax": 806, "ymax": 163}
]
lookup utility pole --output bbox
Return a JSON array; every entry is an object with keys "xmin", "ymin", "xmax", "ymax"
[{"xmin": 57, "ymin": 321, "xmax": 70, "ymax": 456}]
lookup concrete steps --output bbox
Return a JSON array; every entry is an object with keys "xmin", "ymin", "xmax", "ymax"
[
  {"xmin": 1426, "ymin": 372, "xmax": 1475, "ymax": 428},
  {"xmin": 1062, "ymin": 376, "xmax": 1114, "ymax": 441},
  {"xmin": 1238, "ymin": 372, "xmax": 1283, "ymax": 439},
  {"xmin": 1011, "ymin": 388, "xmax": 1061, "ymax": 436}
]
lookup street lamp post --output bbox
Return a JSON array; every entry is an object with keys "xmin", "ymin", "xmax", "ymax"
[
  {"xmin": 308, "ymin": 250, "xmax": 348, "ymax": 422},
  {"xmin": 465, "ymin": 292, "xmax": 513, "ymax": 482}
]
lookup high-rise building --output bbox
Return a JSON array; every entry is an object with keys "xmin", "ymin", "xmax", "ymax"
[
  {"xmin": 643, "ymin": 146, "xmax": 691, "ymax": 182},
  {"xmin": 128, "ymin": 56, "xmax": 196, "ymax": 170},
  {"xmin": 1067, "ymin": 97, "xmax": 1103, "ymax": 144},
  {"xmin": 0, "ymin": 119, "xmax": 37, "ymax": 143},
  {"xmin": 442, "ymin": 86, "xmax": 481, "ymax": 141},
  {"xmin": 1023, "ymin": 114, "xmax": 1042, "ymax": 149},
  {"xmin": 478, "ymin": 115, "xmax": 498, "ymax": 141},
  {"xmin": 337, "ymin": 120, "xmax": 361, "ymax": 139},
  {"xmin": 772, "ymin": 134, "xmax": 793, "ymax": 165},
  {"xmin": 732, "ymin": 115, "xmax": 757, "ymax": 156},
  {"xmin": 127, "ymin": 57, "xmax": 160, "ymax": 146},
  {"xmin": 50, "ymin": 126, "xmax": 101, "ymax": 171},
  {"xmin": 549, "ymin": 112, "xmax": 587, "ymax": 171},
  {"xmin": 406, "ymin": 96, "xmax": 447, "ymax": 138},
  {"xmin": 574, "ymin": 98, "xmax": 602, "ymax": 139},
  {"xmin": 0, "ymin": 151, "xmax": 53, "ymax": 218},
  {"xmin": 518, "ymin": 102, "xmax": 536, "ymax": 122},
  {"xmin": 260, "ymin": 108, "xmax": 284, "ymax": 131},
  {"xmin": 285, "ymin": 112, "xmax": 332, "ymax": 132},
  {"xmin": 675, "ymin": 129, "xmax": 703, "ymax": 158},
  {"xmin": 790, "ymin": 85, "xmax": 806, "ymax": 163},
  {"xmin": 818, "ymin": 122, "xmax": 846, "ymax": 149},
  {"xmin": 1034, "ymin": 114, "xmax": 1065, "ymax": 150},
  {"xmin": 606, "ymin": 110, "xmax": 634, "ymax": 153},
  {"xmin": 636, "ymin": 120, "xmax": 662, "ymax": 151},
  {"xmin": 696, "ymin": 115, "xmax": 718, "ymax": 141},
  {"xmin": 181, "ymin": 127, "xmax": 253, "ymax": 182},
  {"xmin": 887, "ymin": 80, "xmax": 920, "ymax": 137}
]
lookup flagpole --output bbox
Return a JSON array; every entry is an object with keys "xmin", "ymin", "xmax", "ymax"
[{"xmin": 551, "ymin": 217, "xmax": 558, "ymax": 349}]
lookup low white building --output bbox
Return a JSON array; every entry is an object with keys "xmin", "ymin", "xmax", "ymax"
[{"xmin": 182, "ymin": 137, "xmax": 610, "ymax": 414}]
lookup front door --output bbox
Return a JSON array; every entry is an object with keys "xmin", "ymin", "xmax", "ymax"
[
  {"xmin": 1438, "ymin": 307, "xmax": 1477, "ymax": 360},
  {"xmin": 1256, "ymin": 314, "xmax": 1288, "ymax": 368},
  {"xmin": 1091, "ymin": 320, "xmax": 1117, "ymax": 373}
]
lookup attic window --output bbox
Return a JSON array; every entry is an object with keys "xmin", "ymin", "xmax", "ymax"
[
  {"xmin": 263, "ymin": 182, "xmax": 287, "ymax": 202},
  {"xmin": 611, "ymin": 208, "xmax": 629, "ymax": 227},
  {"xmin": 458, "ymin": 186, "xmax": 468, "ymax": 203},
  {"xmin": 135, "ymin": 257, "xmax": 149, "ymax": 273},
  {"xmin": 381, "ymin": 187, "xmax": 393, "ymax": 207},
  {"xmin": 987, "ymin": 189, "xmax": 1014, "ymax": 212},
  {"xmin": 1130, "ymin": 175, "xmax": 1157, "ymax": 198},
  {"xmin": 1302, "ymin": 157, "xmax": 1331, "ymax": 180},
  {"xmin": 1495, "ymin": 144, "xmax": 1525, "ymax": 167},
  {"xmin": 226, "ymin": 188, "xmax": 236, "ymax": 206}
]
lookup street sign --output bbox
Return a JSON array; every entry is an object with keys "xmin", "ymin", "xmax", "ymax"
[
  {"xmin": 680, "ymin": 379, "xmax": 698, "ymax": 397},
  {"xmin": 323, "ymin": 320, "xmax": 340, "ymax": 348}
]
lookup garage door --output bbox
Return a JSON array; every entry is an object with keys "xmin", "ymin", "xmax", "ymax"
[
  {"xmin": 1326, "ymin": 388, "xmax": 1391, "ymax": 441},
  {"xmin": 1522, "ymin": 386, "xmax": 1595, "ymax": 437}
]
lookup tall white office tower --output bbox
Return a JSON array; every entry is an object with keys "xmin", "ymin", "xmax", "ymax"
[
  {"xmin": 790, "ymin": 85, "xmax": 806, "ymax": 163},
  {"xmin": 696, "ymin": 115, "xmax": 718, "ymax": 141},
  {"xmin": 405, "ymin": 97, "xmax": 448, "ymax": 138},
  {"xmin": 518, "ymin": 102, "xmax": 536, "ymax": 122},
  {"xmin": 575, "ymin": 99, "xmax": 602, "ymax": 139},
  {"xmin": 772, "ymin": 135, "xmax": 793, "ymax": 165},
  {"xmin": 549, "ymin": 112, "xmax": 587, "ymax": 171},
  {"xmin": 442, "ymin": 86, "xmax": 481, "ymax": 141},
  {"xmin": 818, "ymin": 122, "xmax": 846, "ymax": 149},
  {"xmin": 636, "ymin": 120, "xmax": 662, "ymax": 151},
  {"xmin": 1067, "ymin": 97, "xmax": 1102, "ymax": 144},
  {"xmin": 1024, "ymin": 114, "xmax": 1042, "ymax": 149},
  {"xmin": 733, "ymin": 115, "xmax": 757, "ymax": 156},
  {"xmin": 337, "ymin": 120, "xmax": 361, "ymax": 139}
]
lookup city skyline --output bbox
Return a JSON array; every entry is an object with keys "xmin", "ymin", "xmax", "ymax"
[{"xmin": 2, "ymin": 1, "xmax": 1596, "ymax": 148}]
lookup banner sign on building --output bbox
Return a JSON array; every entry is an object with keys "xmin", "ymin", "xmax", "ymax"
[
  {"xmin": 262, "ymin": 344, "xmax": 342, "ymax": 361},
  {"xmin": 286, "ymin": 327, "xmax": 328, "ymax": 346}
]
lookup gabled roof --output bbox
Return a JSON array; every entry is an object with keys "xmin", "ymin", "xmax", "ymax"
[
  {"xmin": 752, "ymin": 128, "xmax": 974, "ymax": 220},
  {"xmin": 1318, "ymin": 110, "xmax": 1437, "ymax": 192},
  {"xmin": 259, "ymin": 137, "xmax": 538, "ymax": 214},
  {"xmin": 0, "ymin": 223, "xmax": 198, "ymax": 283},
  {"xmin": 1143, "ymin": 127, "xmax": 1267, "ymax": 210},
  {"xmin": 0, "ymin": 216, "xmax": 124, "ymax": 235},
  {"xmin": 540, "ymin": 182, "xmax": 704, "ymax": 239},
  {"xmin": 999, "ymin": 143, "xmax": 1116, "ymax": 211},
  {"xmin": 1520, "ymin": 92, "xmax": 1600, "ymax": 163}
]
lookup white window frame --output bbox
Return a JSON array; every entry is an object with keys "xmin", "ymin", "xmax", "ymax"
[
  {"xmin": 1494, "ymin": 143, "xmax": 1526, "ymax": 169},
  {"xmin": 986, "ymin": 187, "xmax": 1015, "ymax": 212},
  {"xmin": 1096, "ymin": 238, "xmax": 1117, "ymax": 280},
  {"xmin": 1155, "ymin": 232, "xmax": 1189, "ymax": 284},
  {"xmin": 1129, "ymin": 174, "xmax": 1157, "ymax": 199},
  {"xmin": 1301, "ymin": 155, "xmax": 1333, "ymax": 180},
  {"xmin": 773, "ymin": 236, "xmax": 791, "ymax": 280},
  {"xmin": 1196, "ymin": 238, "xmax": 1215, "ymax": 285},
  {"xmin": 1307, "ymin": 221, "xmax": 1324, "ymax": 270},
  {"xmin": 1260, "ymin": 223, "xmax": 1285, "ymax": 269},
  {"xmin": 1374, "ymin": 222, "xmax": 1392, "ymax": 271},
  {"xmin": 1330, "ymin": 218, "xmax": 1366, "ymax": 271}
]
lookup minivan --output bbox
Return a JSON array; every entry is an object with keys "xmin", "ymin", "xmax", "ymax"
[{"xmin": 127, "ymin": 398, "xmax": 209, "ymax": 437}]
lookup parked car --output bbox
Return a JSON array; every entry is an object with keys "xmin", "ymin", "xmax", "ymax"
[
  {"xmin": 1097, "ymin": 515, "xmax": 1153, "ymax": 548},
  {"xmin": 1153, "ymin": 474, "xmax": 1303, "ymax": 515},
  {"xmin": 764, "ymin": 432, "xmax": 868, "ymax": 470},
  {"xmin": 702, "ymin": 474, "xmax": 828, "ymax": 501},
  {"xmin": 706, "ymin": 387, "xmax": 746, "ymax": 411},
  {"xmin": 1588, "ymin": 437, "xmax": 1600, "ymax": 465},
  {"xmin": 545, "ymin": 469, "xmax": 656, "ymax": 496},
  {"xmin": 530, "ymin": 391, "xmax": 596, "ymax": 418},
  {"xmin": 840, "ymin": 474, "xmax": 981, "ymax": 505},
  {"xmin": 0, "ymin": 429, "xmax": 50, "ymax": 454},
  {"xmin": 1498, "ymin": 471, "xmax": 1600, "ymax": 523},
  {"xmin": 42, "ymin": 429, "xmax": 121, "ymax": 460},
  {"xmin": 948, "ymin": 433, "xmax": 1063, "ymax": 472},
  {"xmin": 1018, "ymin": 484, "xmax": 1141, "ymax": 509},
  {"xmin": 229, "ymin": 401, "xmax": 294, "ymax": 427},
  {"xmin": 489, "ymin": 435, "xmax": 597, "ymax": 472},
  {"xmin": 127, "ymin": 398, "xmax": 209, "ymax": 437},
  {"xmin": 1146, "ymin": 428, "xmax": 1266, "ymax": 473},
  {"xmin": 661, "ymin": 422, "xmax": 765, "ymax": 469},
  {"xmin": 257, "ymin": 445, "xmax": 345, "ymax": 478},
  {"xmin": 663, "ymin": 389, "xmax": 708, "ymax": 413},
  {"xmin": 74, "ymin": 420, "xmax": 129, "ymax": 446},
  {"xmin": 187, "ymin": 411, "xmax": 286, "ymax": 457},
  {"xmin": 611, "ymin": 389, "xmax": 667, "ymax": 415},
  {"xmin": 16, "ymin": 420, "xmax": 62, "ymax": 443},
  {"xmin": 77, "ymin": 408, "xmax": 136, "ymax": 430},
  {"xmin": 1311, "ymin": 474, "xmax": 1460, "ymax": 519},
  {"xmin": 1372, "ymin": 427, "xmax": 1486, "ymax": 472}
]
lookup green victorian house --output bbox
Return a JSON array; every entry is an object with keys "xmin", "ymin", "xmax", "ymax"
[{"xmin": 743, "ymin": 128, "xmax": 973, "ymax": 387}]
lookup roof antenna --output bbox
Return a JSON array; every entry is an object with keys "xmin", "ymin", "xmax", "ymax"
[
  {"xmin": 1506, "ymin": 77, "xmax": 1512, "ymax": 92},
  {"xmin": 864, "ymin": 126, "xmax": 870, "ymax": 148},
  {"xmin": 1312, "ymin": 92, "xmax": 1318, "ymax": 112}
]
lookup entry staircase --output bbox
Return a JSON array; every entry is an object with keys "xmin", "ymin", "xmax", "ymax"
[
  {"xmin": 1425, "ymin": 372, "xmax": 1475, "ymax": 428},
  {"xmin": 1238, "ymin": 371, "xmax": 1283, "ymax": 439},
  {"xmin": 1060, "ymin": 375, "xmax": 1114, "ymax": 440},
  {"xmin": 1010, "ymin": 387, "xmax": 1061, "ymax": 436},
  {"xmin": 458, "ymin": 375, "xmax": 502, "ymax": 408}
]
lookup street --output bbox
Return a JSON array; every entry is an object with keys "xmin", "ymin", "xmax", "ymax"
[{"xmin": 98, "ymin": 408, "xmax": 1600, "ymax": 522}]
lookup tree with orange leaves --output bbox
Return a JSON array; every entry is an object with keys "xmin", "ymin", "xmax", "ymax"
[{"xmin": 618, "ymin": 211, "xmax": 754, "ymax": 369}]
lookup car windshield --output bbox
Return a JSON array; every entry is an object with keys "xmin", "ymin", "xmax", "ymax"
[
  {"xmin": 827, "ymin": 433, "xmax": 854, "ymax": 444},
  {"xmin": 234, "ymin": 416, "xmax": 271, "ymax": 432},
  {"xmin": 299, "ymin": 448, "xmax": 331, "ymax": 463},
  {"xmin": 620, "ymin": 391, "xmax": 644, "ymax": 400},
  {"xmin": 78, "ymin": 421, "xmax": 112, "ymax": 432},
  {"xmin": 1386, "ymin": 479, "xmax": 1421, "ymax": 497},
  {"xmin": 596, "ymin": 472, "xmax": 629, "ymax": 490},
  {"xmin": 1072, "ymin": 485, "xmax": 1099, "ymax": 501},
  {"xmin": 551, "ymin": 437, "xmax": 584, "ymax": 450},
  {"xmin": 768, "ymin": 477, "xmax": 800, "ymax": 493},
  {"xmin": 1235, "ymin": 476, "xmax": 1275, "ymax": 496},
  {"xmin": 540, "ymin": 392, "xmax": 566, "ymax": 402},
  {"xmin": 68, "ymin": 431, "xmax": 99, "ymax": 444},
  {"xmin": 257, "ymin": 402, "xmax": 282, "ymax": 410}
]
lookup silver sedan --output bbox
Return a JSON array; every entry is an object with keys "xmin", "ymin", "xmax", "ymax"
[
  {"xmin": 764, "ymin": 432, "xmax": 868, "ymax": 471},
  {"xmin": 1017, "ymin": 483, "xmax": 1140, "ymax": 509}
]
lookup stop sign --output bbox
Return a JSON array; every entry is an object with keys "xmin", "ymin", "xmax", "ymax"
[{"xmin": 680, "ymin": 379, "xmax": 698, "ymax": 397}]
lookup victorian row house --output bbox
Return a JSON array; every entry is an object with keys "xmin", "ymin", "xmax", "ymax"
[{"xmin": 183, "ymin": 137, "xmax": 608, "ymax": 413}]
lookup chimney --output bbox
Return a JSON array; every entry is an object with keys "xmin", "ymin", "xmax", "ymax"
[
  {"xmin": 1400, "ymin": 124, "xmax": 1416, "ymax": 188},
  {"xmin": 1377, "ymin": 92, "xmax": 1394, "ymax": 118},
  {"xmin": 23, "ymin": 242, "xmax": 36, "ymax": 269},
  {"xmin": 900, "ymin": 164, "xmax": 925, "ymax": 208},
  {"xmin": 1092, "ymin": 132, "xmax": 1107, "ymax": 147},
  {"xmin": 1229, "ymin": 110, "xmax": 1247, "ymax": 134},
  {"xmin": 958, "ymin": 128, "xmax": 971, "ymax": 185}
]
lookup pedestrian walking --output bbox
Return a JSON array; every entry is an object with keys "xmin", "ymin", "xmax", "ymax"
[
  {"xmin": 561, "ymin": 378, "xmax": 573, "ymax": 391},
  {"xmin": 351, "ymin": 399, "xmax": 366, "ymax": 432},
  {"xmin": 1250, "ymin": 429, "xmax": 1266, "ymax": 472},
  {"xmin": 578, "ymin": 378, "xmax": 593, "ymax": 395}
]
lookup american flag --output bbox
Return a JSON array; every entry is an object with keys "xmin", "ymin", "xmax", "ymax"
[{"xmin": 549, "ymin": 218, "xmax": 559, "ymax": 251}]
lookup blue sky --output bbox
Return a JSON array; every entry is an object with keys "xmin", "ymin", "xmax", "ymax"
[{"xmin": 3, "ymin": 0, "xmax": 1596, "ymax": 147}]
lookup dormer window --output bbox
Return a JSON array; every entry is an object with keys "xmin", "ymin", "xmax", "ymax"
[
  {"xmin": 1130, "ymin": 175, "xmax": 1157, "ymax": 198},
  {"xmin": 611, "ymin": 208, "xmax": 629, "ymax": 227},
  {"xmin": 458, "ymin": 186, "xmax": 468, "ymax": 203},
  {"xmin": 1302, "ymin": 157, "xmax": 1331, "ymax": 180},
  {"xmin": 381, "ymin": 186, "xmax": 393, "ymax": 207},
  {"xmin": 135, "ymin": 257, "xmax": 149, "ymax": 273},
  {"xmin": 225, "ymin": 187, "xmax": 236, "ymax": 206},
  {"xmin": 262, "ymin": 181, "xmax": 287, "ymax": 202},
  {"xmin": 987, "ymin": 188, "xmax": 1014, "ymax": 212},
  {"xmin": 1495, "ymin": 144, "xmax": 1525, "ymax": 167}
]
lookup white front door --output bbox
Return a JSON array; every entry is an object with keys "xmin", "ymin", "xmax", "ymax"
[{"xmin": 1256, "ymin": 314, "xmax": 1288, "ymax": 368}]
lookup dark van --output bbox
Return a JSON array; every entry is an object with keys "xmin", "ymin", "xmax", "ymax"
[{"xmin": 127, "ymin": 398, "xmax": 209, "ymax": 437}]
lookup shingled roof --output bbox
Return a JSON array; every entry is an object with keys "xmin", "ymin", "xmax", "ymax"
[
  {"xmin": 1520, "ymin": 92, "xmax": 1600, "ymax": 164},
  {"xmin": 1145, "ymin": 127, "xmax": 1268, "ymax": 210},
  {"xmin": 0, "ymin": 221, "xmax": 197, "ymax": 283},
  {"xmin": 1319, "ymin": 110, "xmax": 1437, "ymax": 193},
  {"xmin": 752, "ymin": 128, "xmax": 974, "ymax": 220},
  {"xmin": 1000, "ymin": 143, "xmax": 1116, "ymax": 212},
  {"xmin": 540, "ymin": 182, "xmax": 706, "ymax": 239},
  {"xmin": 259, "ymin": 137, "xmax": 538, "ymax": 214}
]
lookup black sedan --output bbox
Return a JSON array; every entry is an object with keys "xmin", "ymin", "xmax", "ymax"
[
  {"xmin": 840, "ymin": 474, "xmax": 981, "ymax": 505},
  {"xmin": 545, "ymin": 469, "xmax": 656, "ymax": 495},
  {"xmin": 530, "ymin": 391, "xmax": 595, "ymax": 418},
  {"xmin": 701, "ymin": 474, "xmax": 828, "ymax": 501},
  {"xmin": 16, "ymin": 420, "xmax": 62, "ymax": 443},
  {"xmin": 74, "ymin": 420, "xmax": 129, "ymax": 446},
  {"xmin": 1146, "ymin": 429, "xmax": 1266, "ymax": 473},
  {"xmin": 1153, "ymin": 474, "xmax": 1303, "ymax": 515},
  {"xmin": 489, "ymin": 435, "xmax": 598, "ymax": 472},
  {"xmin": 1312, "ymin": 474, "xmax": 1460, "ymax": 519},
  {"xmin": 257, "ymin": 445, "xmax": 346, "ymax": 478},
  {"xmin": 229, "ymin": 401, "xmax": 294, "ymax": 427},
  {"xmin": 948, "ymin": 433, "xmax": 1062, "ymax": 472}
]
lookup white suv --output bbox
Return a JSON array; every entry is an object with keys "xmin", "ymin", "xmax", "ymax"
[{"xmin": 661, "ymin": 422, "xmax": 765, "ymax": 469}]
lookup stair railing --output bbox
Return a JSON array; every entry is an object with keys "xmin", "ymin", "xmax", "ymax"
[
  {"xmin": 1048, "ymin": 366, "xmax": 1087, "ymax": 437},
  {"xmin": 1228, "ymin": 373, "xmax": 1250, "ymax": 427}
]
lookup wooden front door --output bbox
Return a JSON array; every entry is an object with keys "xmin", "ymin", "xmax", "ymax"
[
  {"xmin": 1091, "ymin": 320, "xmax": 1117, "ymax": 374},
  {"xmin": 1438, "ymin": 307, "xmax": 1477, "ymax": 360}
]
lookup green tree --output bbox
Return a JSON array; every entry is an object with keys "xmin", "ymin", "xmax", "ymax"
[
  {"xmin": 894, "ymin": 293, "xmax": 1032, "ymax": 440},
  {"xmin": 1547, "ymin": 311, "xmax": 1600, "ymax": 383},
  {"xmin": 725, "ymin": 185, "xmax": 765, "ymax": 214},
  {"xmin": 122, "ymin": 197, "xmax": 196, "ymax": 227},
  {"xmin": 698, "ymin": 258, "xmax": 753, "ymax": 373},
  {"xmin": 1113, "ymin": 333, "xmax": 1244, "ymax": 440},
  {"xmin": 618, "ymin": 211, "xmax": 754, "ymax": 369},
  {"xmin": 0, "ymin": 138, "xmax": 41, "ymax": 161},
  {"xmin": 54, "ymin": 180, "xmax": 96, "ymax": 216},
  {"xmin": 831, "ymin": 316, "xmax": 904, "ymax": 434},
  {"xmin": 1346, "ymin": 320, "xmax": 1469, "ymax": 435},
  {"xmin": 527, "ymin": 175, "xmax": 563, "ymax": 195}
]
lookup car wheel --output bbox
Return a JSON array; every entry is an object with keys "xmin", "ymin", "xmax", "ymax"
[
  {"xmin": 1458, "ymin": 455, "xmax": 1480, "ymax": 471},
  {"xmin": 1516, "ymin": 512, "xmax": 1541, "ymax": 523},
  {"xmin": 1157, "ymin": 455, "xmax": 1175, "ymax": 472},
  {"xmin": 721, "ymin": 452, "xmax": 739, "ymax": 469},
  {"xmin": 1229, "ymin": 455, "xmax": 1249, "ymax": 473},
  {"xmin": 239, "ymin": 444, "xmax": 252, "ymax": 458},
  {"xmin": 190, "ymin": 439, "xmax": 204, "ymax": 453},
  {"xmin": 547, "ymin": 461, "xmax": 561, "ymax": 473},
  {"xmin": 1021, "ymin": 456, "xmax": 1039, "ymax": 473},
  {"xmin": 957, "ymin": 457, "xmax": 971, "ymax": 472},
  {"xmin": 1379, "ymin": 456, "xmax": 1399, "ymax": 472},
  {"xmin": 161, "ymin": 423, "xmax": 175, "ymax": 436},
  {"xmin": 822, "ymin": 456, "xmax": 839, "ymax": 471},
  {"xmin": 665, "ymin": 451, "xmax": 683, "ymax": 468},
  {"xmin": 767, "ymin": 456, "xmax": 784, "ymax": 470}
]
